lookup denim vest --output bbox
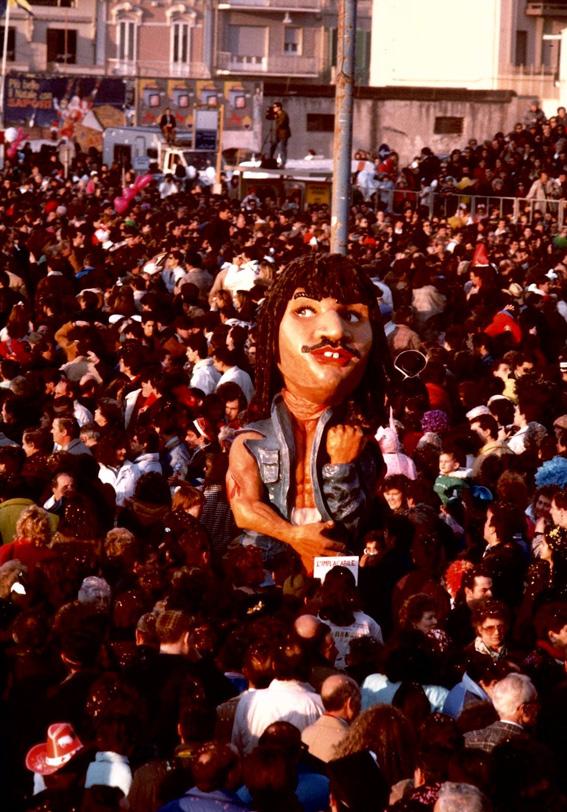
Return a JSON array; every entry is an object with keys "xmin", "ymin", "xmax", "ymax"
[{"xmin": 239, "ymin": 394, "xmax": 379, "ymax": 562}]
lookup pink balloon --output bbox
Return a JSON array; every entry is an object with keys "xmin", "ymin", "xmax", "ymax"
[
  {"xmin": 134, "ymin": 173, "xmax": 152, "ymax": 192},
  {"xmin": 86, "ymin": 179, "xmax": 96, "ymax": 195},
  {"xmin": 114, "ymin": 196, "xmax": 129, "ymax": 215},
  {"xmin": 123, "ymin": 187, "xmax": 137, "ymax": 203}
]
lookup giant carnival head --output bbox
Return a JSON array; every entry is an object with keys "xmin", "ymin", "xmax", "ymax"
[{"xmin": 253, "ymin": 253, "xmax": 390, "ymax": 429}]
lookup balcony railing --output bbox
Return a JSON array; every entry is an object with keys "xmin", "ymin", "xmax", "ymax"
[
  {"xmin": 107, "ymin": 59, "xmax": 137, "ymax": 76},
  {"xmin": 45, "ymin": 62, "xmax": 100, "ymax": 75},
  {"xmin": 217, "ymin": 51, "xmax": 319, "ymax": 76},
  {"xmin": 218, "ymin": 0, "xmax": 323, "ymax": 9},
  {"xmin": 106, "ymin": 58, "xmax": 210, "ymax": 78}
]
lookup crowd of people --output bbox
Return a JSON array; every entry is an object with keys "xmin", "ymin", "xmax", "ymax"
[
  {"xmin": 354, "ymin": 101, "xmax": 567, "ymax": 215},
  {"xmin": 2, "ymin": 102, "xmax": 567, "ymax": 812}
]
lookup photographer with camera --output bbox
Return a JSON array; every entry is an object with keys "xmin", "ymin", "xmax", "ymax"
[{"xmin": 266, "ymin": 101, "xmax": 291, "ymax": 168}]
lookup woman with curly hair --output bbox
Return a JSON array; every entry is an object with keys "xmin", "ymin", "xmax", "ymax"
[
  {"xmin": 398, "ymin": 592, "xmax": 451, "ymax": 662},
  {"xmin": 0, "ymin": 504, "xmax": 55, "ymax": 572},
  {"xmin": 334, "ymin": 704, "xmax": 417, "ymax": 788}
]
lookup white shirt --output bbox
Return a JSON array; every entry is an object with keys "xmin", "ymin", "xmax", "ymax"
[
  {"xmin": 216, "ymin": 366, "xmax": 255, "ymax": 404},
  {"xmin": 223, "ymin": 261, "xmax": 259, "ymax": 296},
  {"xmin": 73, "ymin": 400, "xmax": 93, "ymax": 428},
  {"xmin": 85, "ymin": 751, "xmax": 132, "ymax": 796},
  {"xmin": 190, "ymin": 358, "xmax": 221, "ymax": 396},
  {"xmin": 159, "ymin": 179, "xmax": 179, "ymax": 199},
  {"xmin": 362, "ymin": 672, "xmax": 449, "ymax": 713},
  {"xmin": 98, "ymin": 460, "xmax": 137, "ymax": 507},
  {"xmin": 321, "ymin": 611, "xmax": 384, "ymax": 669},
  {"xmin": 507, "ymin": 421, "xmax": 546, "ymax": 455},
  {"xmin": 130, "ymin": 452, "xmax": 162, "ymax": 482},
  {"xmin": 232, "ymin": 679, "xmax": 323, "ymax": 755}
]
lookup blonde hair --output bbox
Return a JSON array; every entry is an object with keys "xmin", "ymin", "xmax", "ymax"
[
  {"xmin": 104, "ymin": 527, "xmax": 136, "ymax": 559},
  {"xmin": 15, "ymin": 505, "xmax": 51, "ymax": 547}
]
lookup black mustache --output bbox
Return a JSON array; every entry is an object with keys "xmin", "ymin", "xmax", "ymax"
[{"xmin": 301, "ymin": 340, "xmax": 361, "ymax": 358}]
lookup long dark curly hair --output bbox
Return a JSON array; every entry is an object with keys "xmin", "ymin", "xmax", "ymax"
[{"xmin": 251, "ymin": 253, "xmax": 391, "ymax": 429}]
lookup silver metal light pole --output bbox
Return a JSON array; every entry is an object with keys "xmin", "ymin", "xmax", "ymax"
[{"xmin": 330, "ymin": 0, "xmax": 356, "ymax": 255}]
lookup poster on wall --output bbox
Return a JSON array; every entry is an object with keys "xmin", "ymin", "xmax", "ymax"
[
  {"xmin": 4, "ymin": 74, "xmax": 127, "ymax": 137},
  {"xmin": 137, "ymin": 78, "xmax": 261, "ymax": 153}
]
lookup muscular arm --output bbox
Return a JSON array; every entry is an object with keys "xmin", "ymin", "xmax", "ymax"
[{"xmin": 227, "ymin": 432, "xmax": 343, "ymax": 571}]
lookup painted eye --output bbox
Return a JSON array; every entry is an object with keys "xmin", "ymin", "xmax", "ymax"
[
  {"xmin": 342, "ymin": 311, "xmax": 362, "ymax": 323},
  {"xmin": 294, "ymin": 306, "xmax": 316, "ymax": 317}
]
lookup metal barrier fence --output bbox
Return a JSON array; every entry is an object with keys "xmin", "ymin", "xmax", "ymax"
[{"xmin": 378, "ymin": 188, "xmax": 567, "ymax": 229}]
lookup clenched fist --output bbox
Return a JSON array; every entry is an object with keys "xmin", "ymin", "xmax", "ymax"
[{"xmin": 326, "ymin": 424, "xmax": 365, "ymax": 465}]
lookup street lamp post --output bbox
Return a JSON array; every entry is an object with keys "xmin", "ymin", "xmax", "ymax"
[{"xmin": 330, "ymin": 0, "xmax": 356, "ymax": 255}]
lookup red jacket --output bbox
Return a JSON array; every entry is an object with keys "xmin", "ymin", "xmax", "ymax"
[{"xmin": 484, "ymin": 311, "xmax": 522, "ymax": 345}]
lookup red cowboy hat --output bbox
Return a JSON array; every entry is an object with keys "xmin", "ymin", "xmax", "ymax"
[{"xmin": 25, "ymin": 723, "xmax": 84, "ymax": 775}]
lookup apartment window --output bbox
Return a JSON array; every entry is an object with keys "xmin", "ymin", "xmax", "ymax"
[
  {"xmin": 434, "ymin": 116, "xmax": 463, "ymax": 135},
  {"xmin": 0, "ymin": 27, "xmax": 15, "ymax": 61},
  {"xmin": 515, "ymin": 30, "xmax": 528, "ymax": 66},
  {"xmin": 227, "ymin": 25, "xmax": 267, "ymax": 61},
  {"xmin": 118, "ymin": 19, "xmax": 137, "ymax": 62},
  {"xmin": 355, "ymin": 29, "xmax": 371, "ymax": 84},
  {"xmin": 330, "ymin": 27, "xmax": 337, "ymax": 65},
  {"xmin": 46, "ymin": 28, "xmax": 77, "ymax": 64},
  {"xmin": 172, "ymin": 21, "xmax": 190, "ymax": 65},
  {"xmin": 284, "ymin": 27, "xmax": 302, "ymax": 55}
]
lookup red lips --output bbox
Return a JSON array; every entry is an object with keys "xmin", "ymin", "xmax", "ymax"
[{"xmin": 309, "ymin": 346, "xmax": 355, "ymax": 367}]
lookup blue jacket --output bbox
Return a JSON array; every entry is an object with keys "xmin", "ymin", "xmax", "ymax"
[
  {"xmin": 238, "ymin": 768, "xmax": 329, "ymax": 812},
  {"xmin": 159, "ymin": 787, "xmax": 250, "ymax": 812},
  {"xmin": 443, "ymin": 672, "xmax": 490, "ymax": 718}
]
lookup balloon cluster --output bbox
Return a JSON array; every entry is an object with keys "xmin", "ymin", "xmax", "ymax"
[
  {"xmin": 114, "ymin": 174, "xmax": 153, "ymax": 215},
  {"xmin": 4, "ymin": 127, "xmax": 25, "ymax": 160}
]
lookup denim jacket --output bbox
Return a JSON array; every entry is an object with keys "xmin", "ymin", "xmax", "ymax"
[{"xmin": 239, "ymin": 393, "xmax": 379, "ymax": 561}]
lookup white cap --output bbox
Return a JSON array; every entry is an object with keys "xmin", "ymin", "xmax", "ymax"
[
  {"xmin": 466, "ymin": 405, "xmax": 491, "ymax": 421},
  {"xmin": 487, "ymin": 395, "xmax": 511, "ymax": 406}
]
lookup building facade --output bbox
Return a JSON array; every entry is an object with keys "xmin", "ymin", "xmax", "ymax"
[
  {"xmin": 214, "ymin": 0, "xmax": 371, "ymax": 85},
  {"xmin": 1, "ymin": 0, "xmax": 101, "ymax": 75},
  {"xmin": 1, "ymin": 0, "xmax": 371, "ymax": 84},
  {"xmin": 104, "ymin": 0, "xmax": 212, "ymax": 79},
  {"xmin": 370, "ymin": 0, "xmax": 567, "ymax": 109}
]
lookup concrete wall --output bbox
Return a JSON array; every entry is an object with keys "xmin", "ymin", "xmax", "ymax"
[{"xmin": 264, "ymin": 86, "xmax": 528, "ymax": 164}]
